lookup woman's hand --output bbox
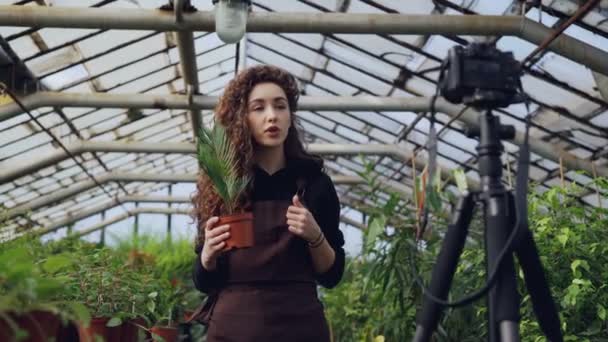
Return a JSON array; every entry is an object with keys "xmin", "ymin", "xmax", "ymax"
[
  {"xmin": 286, "ymin": 195, "xmax": 322, "ymax": 243},
  {"xmin": 200, "ymin": 216, "xmax": 231, "ymax": 271}
]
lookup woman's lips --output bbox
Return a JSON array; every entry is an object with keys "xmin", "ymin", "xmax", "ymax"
[{"xmin": 265, "ymin": 126, "xmax": 280, "ymax": 135}]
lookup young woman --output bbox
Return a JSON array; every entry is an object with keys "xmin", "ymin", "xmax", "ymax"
[{"xmin": 191, "ymin": 65, "xmax": 345, "ymax": 341}]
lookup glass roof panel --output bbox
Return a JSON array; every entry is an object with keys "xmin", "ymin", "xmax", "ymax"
[{"xmin": 0, "ymin": 0, "xmax": 606, "ymax": 239}]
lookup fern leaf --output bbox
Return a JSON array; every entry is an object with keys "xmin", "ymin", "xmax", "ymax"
[{"xmin": 196, "ymin": 121, "xmax": 249, "ymax": 214}]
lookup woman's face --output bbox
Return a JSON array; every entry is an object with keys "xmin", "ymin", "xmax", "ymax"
[{"xmin": 246, "ymin": 82, "xmax": 291, "ymax": 149}]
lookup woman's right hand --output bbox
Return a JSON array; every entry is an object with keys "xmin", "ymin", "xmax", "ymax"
[{"xmin": 200, "ymin": 216, "xmax": 231, "ymax": 271}]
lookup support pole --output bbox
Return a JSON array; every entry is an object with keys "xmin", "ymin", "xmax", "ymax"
[{"xmin": 0, "ymin": 7, "xmax": 606, "ymax": 75}]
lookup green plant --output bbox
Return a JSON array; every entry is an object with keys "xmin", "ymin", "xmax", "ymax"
[
  {"xmin": 322, "ymin": 159, "xmax": 608, "ymax": 341},
  {"xmin": 109, "ymin": 232, "xmax": 205, "ymax": 327},
  {"xmin": 45, "ymin": 240, "xmax": 158, "ymax": 329},
  {"xmin": 518, "ymin": 179, "xmax": 608, "ymax": 340},
  {"xmin": 322, "ymin": 159, "xmax": 427, "ymax": 341},
  {"xmin": 145, "ymin": 279, "xmax": 181, "ymax": 328},
  {"xmin": 0, "ymin": 236, "xmax": 90, "ymax": 339},
  {"xmin": 113, "ymin": 233, "xmax": 194, "ymax": 283},
  {"xmin": 197, "ymin": 121, "xmax": 250, "ymax": 214}
]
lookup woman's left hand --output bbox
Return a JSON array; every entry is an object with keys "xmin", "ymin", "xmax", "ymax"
[{"xmin": 286, "ymin": 195, "xmax": 322, "ymax": 242}]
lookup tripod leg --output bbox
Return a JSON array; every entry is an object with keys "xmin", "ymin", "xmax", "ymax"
[
  {"xmin": 514, "ymin": 225, "xmax": 563, "ymax": 341},
  {"xmin": 413, "ymin": 193, "xmax": 475, "ymax": 342},
  {"xmin": 484, "ymin": 192, "xmax": 520, "ymax": 342}
]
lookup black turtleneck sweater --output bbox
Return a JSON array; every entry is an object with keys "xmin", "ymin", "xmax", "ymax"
[{"xmin": 192, "ymin": 158, "xmax": 346, "ymax": 293}]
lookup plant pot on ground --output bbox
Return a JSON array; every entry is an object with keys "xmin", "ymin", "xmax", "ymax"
[
  {"xmin": 138, "ymin": 272, "xmax": 194, "ymax": 342},
  {"xmin": 149, "ymin": 325, "xmax": 179, "ymax": 342},
  {"xmin": 0, "ymin": 240, "xmax": 91, "ymax": 342},
  {"xmin": 197, "ymin": 121, "xmax": 254, "ymax": 250},
  {"xmin": 51, "ymin": 244, "xmax": 155, "ymax": 342},
  {"xmin": 0, "ymin": 310, "xmax": 65, "ymax": 342}
]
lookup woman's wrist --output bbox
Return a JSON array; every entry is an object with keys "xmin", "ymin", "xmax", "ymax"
[
  {"xmin": 307, "ymin": 230, "xmax": 325, "ymax": 248},
  {"xmin": 201, "ymin": 254, "xmax": 217, "ymax": 271}
]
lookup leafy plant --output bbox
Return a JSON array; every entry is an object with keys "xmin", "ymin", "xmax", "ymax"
[
  {"xmin": 322, "ymin": 159, "xmax": 426, "ymax": 341},
  {"xmin": 197, "ymin": 122, "xmax": 250, "ymax": 214},
  {"xmin": 145, "ymin": 280, "xmax": 181, "ymax": 328},
  {"xmin": 111, "ymin": 233, "xmax": 204, "ymax": 324},
  {"xmin": 322, "ymin": 159, "xmax": 608, "ymax": 341},
  {"xmin": 518, "ymin": 180, "xmax": 608, "ymax": 340},
  {"xmin": 38, "ymin": 239, "xmax": 158, "ymax": 330},
  {"xmin": 0, "ymin": 236, "xmax": 90, "ymax": 339}
]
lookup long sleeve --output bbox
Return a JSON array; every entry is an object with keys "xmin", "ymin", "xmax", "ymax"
[
  {"xmin": 311, "ymin": 174, "xmax": 345, "ymax": 289},
  {"xmin": 192, "ymin": 244, "xmax": 227, "ymax": 294}
]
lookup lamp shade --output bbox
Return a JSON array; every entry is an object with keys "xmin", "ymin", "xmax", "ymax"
[{"xmin": 214, "ymin": 0, "xmax": 248, "ymax": 44}]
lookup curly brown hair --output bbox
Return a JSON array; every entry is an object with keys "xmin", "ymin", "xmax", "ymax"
[{"xmin": 192, "ymin": 65, "xmax": 322, "ymax": 246}]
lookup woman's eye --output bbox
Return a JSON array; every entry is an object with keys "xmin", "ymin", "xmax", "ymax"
[{"xmin": 252, "ymin": 107, "xmax": 263, "ymax": 111}]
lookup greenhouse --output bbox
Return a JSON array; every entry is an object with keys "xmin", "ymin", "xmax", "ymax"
[{"xmin": 1, "ymin": 0, "xmax": 607, "ymax": 341}]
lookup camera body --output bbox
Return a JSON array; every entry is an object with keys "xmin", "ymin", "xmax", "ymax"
[{"xmin": 439, "ymin": 43, "xmax": 522, "ymax": 109}]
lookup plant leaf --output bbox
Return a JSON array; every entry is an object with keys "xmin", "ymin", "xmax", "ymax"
[
  {"xmin": 107, "ymin": 317, "xmax": 122, "ymax": 327},
  {"xmin": 453, "ymin": 168, "xmax": 468, "ymax": 193},
  {"xmin": 42, "ymin": 254, "xmax": 73, "ymax": 274},
  {"xmin": 197, "ymin": 122, "xmax": 248, "ymax": 214},
  {"xmin": 365, "ymin": 216, "xmax": 386, "ymax": 253},
  {"xmin": 598, "ymin": 304, "xmax": 606, "ymax": 321},
  {"xmin": 67, "ymin": 302, "xmax": 91, "ymax": 327}
]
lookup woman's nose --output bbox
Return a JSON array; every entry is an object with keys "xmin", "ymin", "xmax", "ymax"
[{"xmin": 265, "ymin": 107, "xmax": 278, "ymax": 121}]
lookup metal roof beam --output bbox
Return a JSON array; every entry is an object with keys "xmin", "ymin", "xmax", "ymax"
[
  {"xmin": 172, "ymin": 0, "xmax": 203, "ymax": 139},
  {"xmin": 0, "ymin": 7, "xmax": 607, "ymax": 76},
  {"xmin": 66, "ymin": 207, "xmax": 190, "ymax": 240},
  {"xmin": 34, "ymin": 194, "xmax": 366, "ymax": 237},
  {"xmin": 1, "ymin": 141, "xmax": 479, "ymax": 194},
  {"xmin": 1, "ymin": 93, "xmax": 604, "ymax": 179},
  {"xmin": 49, "ymin": 205, "xmax": 366, "ymax": 239},
  {"xmin": 4, "ymin": 171, "xmax": 402, "ymax": 221}
]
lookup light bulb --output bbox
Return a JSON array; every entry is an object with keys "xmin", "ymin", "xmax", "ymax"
[{"xmin": 214, "ymin": 0, "xmax": 248, "ymax": 44}]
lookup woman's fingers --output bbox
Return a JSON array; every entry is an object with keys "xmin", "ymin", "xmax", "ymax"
[
  {"xmin": 208, "ymin": 231, "xmax": 231, "ymax": 246},
  {"xmin": 287, "ymin": 206, "xmax": 306, "ymax": 215},
  {"xmin": 288, "ymin": 225, "xmax": 302, "ymax": 235},
  {"xmin": 286, "ymin": 212, "xmax": 306, "ymax": 222},
  {"xmin": 287, "ymin": 219, "xmax": 302, "ymax": 228},
  {"xmin": 205, "ymin": 224, "xmax": 230, "ymax": 239},
  {"xmin": 205, "ymin": 216, "xmax": 220, "ymax": 230},
  {"xmin": 213, "ymin": 241, "xmax": 226, "ymax": 250}
]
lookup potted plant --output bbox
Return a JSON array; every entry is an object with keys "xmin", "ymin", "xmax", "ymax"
[
  {"xmin": 53, "ymin": 243, "xmax": 152, "ymax": 342},
  {"xmin": 197, "ymin": 121, "xmax": 253, "ymax": 250},
  {"xmin": 0, "ymin": 237, "xmax": 90, "ymax": 342},
  {"xmin": 143, "ymin": 279, "xmax": 183, "ymax": 342}
]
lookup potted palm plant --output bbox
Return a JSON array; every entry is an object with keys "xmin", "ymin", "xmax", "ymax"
[{"xmin": 197, "ymin": 121, "xmax": 253, "ymax": 250}]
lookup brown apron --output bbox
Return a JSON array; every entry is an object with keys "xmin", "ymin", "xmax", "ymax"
[{"xmin": 196, "ymin": 199, "xmax": 330, "ymax": 342}]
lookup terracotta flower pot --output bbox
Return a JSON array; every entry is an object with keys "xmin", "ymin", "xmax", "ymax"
[
  {"xmin": 122, "ymin": 318, "xmax": 147, "ymax": 342},
  {"xmin": 0, "ymin": 310, "xmax": 64, "ymax": 342},
  {"xmin": 77, "ymin": 317, "xmax": 123, "ymax": 342},
  {"xmin": 150, "ymin": 325, "xmax": 179, "ymax": 342},
  {"xmin": 182, "ymin": 310, "xmax": 195, "ymax": 323},
  {"xmin": 218, "ymin": 212, "xmax": 254, "ymax": 250}
]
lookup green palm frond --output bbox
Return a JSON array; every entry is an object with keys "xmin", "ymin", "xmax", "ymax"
[{"xmin": 197, "ymin": 122, "xmax": 250, "ymax": 214}]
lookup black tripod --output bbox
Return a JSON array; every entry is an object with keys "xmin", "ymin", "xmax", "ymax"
[{"xmin": 412, "ymin": 110, "xmax": 563, "ymax": 342}]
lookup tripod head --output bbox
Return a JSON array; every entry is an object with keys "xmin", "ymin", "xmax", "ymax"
[{"xmin": 438, "ymin": 42, "xmax": 522, "ymax": 189}]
